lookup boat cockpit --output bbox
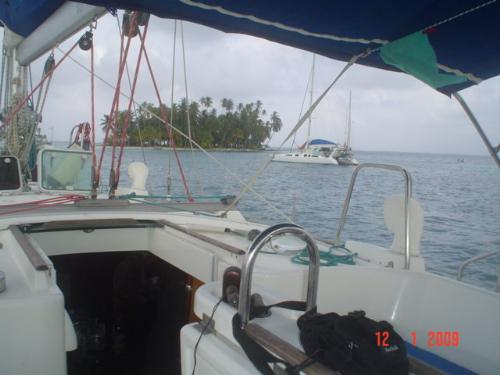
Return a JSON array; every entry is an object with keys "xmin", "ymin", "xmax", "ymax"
[{"xmin": 1, "ymin": 151, "xmax": 498, "ymax": 375}]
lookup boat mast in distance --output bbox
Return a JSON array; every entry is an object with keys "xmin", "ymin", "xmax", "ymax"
[
  {"xmin": 336, "ymin": 91, "xmax": 360, "ymax": 166},
  {"xmin": 306, "ymin": 54, "xmax": 315, "ymax": 149},
  {"xmin": 347, "ymin": 90, "xmax": 352, "ymax": 150}
]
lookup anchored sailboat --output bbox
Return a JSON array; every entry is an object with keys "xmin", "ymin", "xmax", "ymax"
[
  {"xmin": 273, "ymin": 58, "xmax": 360, "ymax": 166},
  {"xmin": 273, "ymin": 55, "xmax": 342, "ymax": 165}
]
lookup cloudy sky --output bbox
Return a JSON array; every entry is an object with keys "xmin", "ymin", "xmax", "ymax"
[{"xmin": 25, "ymin": 12, "xmax": 499, "ymax": 156}]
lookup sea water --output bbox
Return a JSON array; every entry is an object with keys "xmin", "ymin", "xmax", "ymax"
[{"xmin": 106, "ymin": 148, "xmax": 499, "ymax": 291}]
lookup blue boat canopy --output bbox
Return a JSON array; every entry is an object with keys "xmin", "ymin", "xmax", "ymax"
[
  {"xmin": 309, "ymin": 139, "xmax": 337, "ymax": 146},
  {"xmin": 1, "ymin": 0, "xmax": 499, "ymax": 95}
]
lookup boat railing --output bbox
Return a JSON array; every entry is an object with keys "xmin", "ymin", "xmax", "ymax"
[
  {"xmin": 238, "ymin": 223, "xmax": 320, "ymax": 328},
  {"xmin": 457, "ymin": 249, "xmax": 500, "ymax": 293},
  {"xmin": 334, "ymin": 163, "xmax": 413, "ymax": 269}
]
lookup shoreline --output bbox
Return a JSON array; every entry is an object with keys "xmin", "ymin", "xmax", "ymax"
[{"xmin": 95, "ymin": 145, "xmax": 268, "ymax": 152}]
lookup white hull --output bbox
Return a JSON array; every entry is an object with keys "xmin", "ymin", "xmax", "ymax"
[
  {"xmin": 337, "ymin": 156, "xmax": 360, "ymax": 166},
  {"xmin": 183, "ymin": 268, "xmax": 500, "ymax": 375},
  {"xmin": 272, "ymin": 152, "xmax": 339, "ymax": 165}
]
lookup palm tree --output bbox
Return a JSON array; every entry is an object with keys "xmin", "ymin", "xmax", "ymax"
[
  {"xmin": 221, "ymin": 98, "xmax": 234, "ymax": 112},
  {"xmin": 200, "ymin": 96, "xmax": 213, "ymax": 109},
  {"xmin": 100, "ymin": 114, "xmax": 111, "ymax": 132},
  {"xmin": 270, "ymin": 111, "xmax": 282, "ymax": 133}
]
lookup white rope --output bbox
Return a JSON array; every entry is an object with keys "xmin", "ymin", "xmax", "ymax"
[
  {"xmin": 180, "ymin": 21, "xmax": 205, "ymax": 194},
  {"xmin": 58, "ymin": 46, "xmax": 294, "ymax": 222},
  {"xmin": 291, "ymin": 58, "xmax": 314, "ymax": 151},
  {"xmin": 38, "ymin": 72, "xmax": 53, "ymax": 115},
  {"xmin": 180, "ymin": 0, "xmax": 388, "ymax": 45},
  {"xmin": 167, "ymin": 20, "xmax": 178, "ymax": 195},
  {"xmin": 280, "ymin": 54, "xmax": 359, "ymax": 148},
  {"xmin": 425, "ymin": 0, "xmax": 497, "ymax": 31}
]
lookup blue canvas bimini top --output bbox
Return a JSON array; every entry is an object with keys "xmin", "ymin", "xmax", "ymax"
[{"xmin": 1, "ymin": 0, "xmax": 499, "ymax": 95}]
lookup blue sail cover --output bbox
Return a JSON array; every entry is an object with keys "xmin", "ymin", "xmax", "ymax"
[
  {"xmin": 1, "ymin": 0, "xmax": 499, "ymax": 95},
  {"xmin": 309, "ymin": 139, "xmax": 337, "ymax": 146}
]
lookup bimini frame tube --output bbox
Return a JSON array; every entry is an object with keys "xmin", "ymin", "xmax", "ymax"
[
  {"xmin": 335, "ymin": 163, "xmax": 413, "ymax": 269},
  {"xmin": 453, "ymin": 92, "xmax": 500, "ymax": 169},
  {"xmin": 16, "ymin": 3, "xmax": 106, "ymax": 66}
]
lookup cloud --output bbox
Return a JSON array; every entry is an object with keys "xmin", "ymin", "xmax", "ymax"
[{"xmin": 25, "ymin": 12, "xmax": 498, "ymax": 156}]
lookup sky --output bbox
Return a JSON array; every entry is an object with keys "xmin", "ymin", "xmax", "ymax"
[{"xmin": 23, "ymin": 12, "xmax": 500, "ymax": 156}]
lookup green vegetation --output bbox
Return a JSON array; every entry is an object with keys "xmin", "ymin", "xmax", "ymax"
[{"xmin": 101, "ymin": 97, "xmax": 282, "ymax": 149}]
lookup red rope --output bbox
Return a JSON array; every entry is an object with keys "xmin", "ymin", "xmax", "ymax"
[
  {"xmin": 0, "ymin": 195, "xmax": 85, "ymax": 216},
  {"xmin": 95, "ymin": 12, "xmax": 192, "ymax": 201},
  {"xmin": 96, "ymin": 12, "xmax": 137, "ymax": 187},
  {"xmin": 0, "ymin": 195, "xmax": 82, "ymax": 207},
  {"xmin": 115, "ymin": 18, "xmax": 150, "ymax": 185},
  {"xmin": 110, "ymin": 12, "xmax": 139, "ymax": 183},
  {"xmin": 138, "ymin": 29, "xmax": 194, "ymax": 202},
  {"xmin": 0, "ymin": 41, "xmax": 79, "ymax": 130}
]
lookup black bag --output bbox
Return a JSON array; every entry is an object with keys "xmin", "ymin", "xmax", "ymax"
[{"xmin": 297, "ymin": 310, "xmax": 409, "ymax": 375}]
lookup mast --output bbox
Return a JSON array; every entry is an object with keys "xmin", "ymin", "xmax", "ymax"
[
  {"xmin": 346, "ymin": 90, "xmax": 352, "ymax": 149},
  {"xmin": 306, "ymin": 54, "xmax": 315, "ymax": 148}
]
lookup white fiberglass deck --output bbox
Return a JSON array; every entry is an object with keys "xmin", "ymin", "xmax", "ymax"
[{"xmin": 183, "ymin": 268, "xmax": 500, "ymax": 375}]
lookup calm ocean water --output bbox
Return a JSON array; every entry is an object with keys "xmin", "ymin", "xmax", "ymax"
[{"xmin": 103, "ymin": 148, "xmax": 499, "ymax": 291}]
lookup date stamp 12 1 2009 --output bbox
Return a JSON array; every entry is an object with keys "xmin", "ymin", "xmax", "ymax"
[{"xmin": 375, "ymin": 331, "xmax": 460, "ymax": 348}]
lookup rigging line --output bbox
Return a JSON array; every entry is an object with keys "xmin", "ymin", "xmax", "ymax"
[
  {"xmin": 115, "ymin": 13, "xmax": 147, "ymax": 166},
  {"xmin": 27, "ymin": 64, "xmax": 34, "ymax": 106},
  {"xmin": 291, "ymin": 59, "xmax": 313, "ymax": 151},
  {"xmin": 425, "ymin": 0, "xmax": 497, "ymax": 31},
  {"xmin": 180, "ymin": 21, "xmax": 191, "ymax": 147},
  {"xmin": 220, "ymin": 156, "xmax": 278, "ymax": 219},
  {"xmin": 115, "ymin": 16, "xmax": 150, "ymax": 188},
  {"xmin": 97, "ymin": 30, "xmax": 124, "ymax": 183},
  {"xmin": 3, "ymin": 48, "xmax": 11, "ymax": 110},
  {"xmin": 59, "ymin": 50, "xmax": 294, "ymax": 222},
  {"xmin": 0, "ymin": 48, "xmax": 5, "ymax": 111},
  {"xmin": 280, "ymin": 54, "xmax": 359, "ymax": 148},
  {"xmin": 0, "ymin": 194, "xmax": 83, "ymax": 207},
  {"xmin": 97, "ymin": 11, "xmax": 136, "ymax": 186},
  {"xmin": 34, "ymin": 69, "xmax": 44, "ymax": 113},
  {"xmin": 38, "ymin": 72, "xmax": 53, "ymax": 115},
  {"xmin": 137, "ymin": 25, "xmax": 193, "ymax": 201},
  {"xmin": 0, "ymin": 40, "xmax": 79, "ymax": 130},
  {"xmin": 0, "ymin": 195, "xmax": 85, "ymax": 216},
  {"xmin": 181, "ymin": 20, "xmax": 204, "ymax": 194},
  {"xmin": 36, "ymin": 53, "xmax": 56, "ymax": 121},
  {"xmin": 168, "ymin": 20, "xmax": 177, "ymax": 194},
  {"xmin": 220, "ymin": 55, "xmax": 360, "ymax": 218},
  {"xmin": 90, "ymin": 31, "xmax": 97, "ymax": 184},
  {"xmin": 110, "ymin": 13, "xmax": 140, "ymax": 183}
]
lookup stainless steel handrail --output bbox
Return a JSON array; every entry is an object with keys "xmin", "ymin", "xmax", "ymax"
[
  {"xmin": 457, "ymin": 250, "xmax": 500, "ymax": 292},
  {"xmin": 238, "ymin": 223, "xmax": 320, "ymax": 329},
  {"xmin": 334, "ymin": 163, "xmax": 413, "ymax": 269}
]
